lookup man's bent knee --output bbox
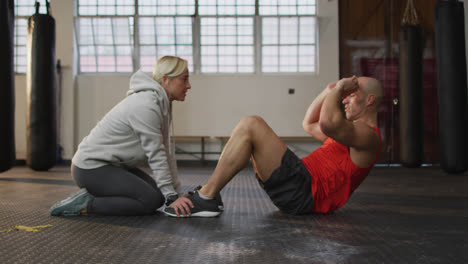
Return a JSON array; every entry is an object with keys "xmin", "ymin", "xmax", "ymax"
[{"xmin": 238, "ymin": 115, "xmax": 267, "ymax": 130}]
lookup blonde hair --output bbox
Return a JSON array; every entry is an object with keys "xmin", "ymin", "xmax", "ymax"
[{"xmin": 152, "ymin": 56, "xmax": 188, "ymax": 84}]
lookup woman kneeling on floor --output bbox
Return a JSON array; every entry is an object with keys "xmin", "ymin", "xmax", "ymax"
[{"xmin": 50, "ymin": 56, "xmax": 198, "ymax": 216}]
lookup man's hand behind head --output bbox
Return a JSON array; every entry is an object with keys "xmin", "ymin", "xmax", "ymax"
[{"xmin": 338, "ymin": 76, "xmax": 359, "ymax": 98}]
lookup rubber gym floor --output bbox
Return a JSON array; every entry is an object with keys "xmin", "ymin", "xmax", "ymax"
[{"xmin": 0, "ymin": 164, "xmax": 467, "ymax": 264}]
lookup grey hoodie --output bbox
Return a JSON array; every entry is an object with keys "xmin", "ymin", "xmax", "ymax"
[{"xmin": 72, "ymin": 70, "xmax": 182, "ymax": 198}]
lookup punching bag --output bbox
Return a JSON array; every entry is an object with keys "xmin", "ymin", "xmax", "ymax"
[
  {"xmin": 26, "ymin": 1, "xmax": 57, "ymax": 171},
  {"xmin": 434, "ymin": 0, "xmax": 468, "ymax": 174},
  {"xmin": 399, "ymin": 3, "xmax": 424, "ymax": 168},
  {"xmin": 0, "ymin": 0, "xmax": 16, "ymax": 173}
]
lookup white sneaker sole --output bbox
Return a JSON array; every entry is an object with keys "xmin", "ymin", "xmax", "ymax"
[{"xmin": 164, "ymin": 210, "xmax": 221, "ymax": 218}]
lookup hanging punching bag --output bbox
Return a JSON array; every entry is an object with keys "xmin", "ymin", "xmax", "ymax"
[
  {"xmin": 399, "ymin": 0, "xmax": 423, "ymax": 167},
  {"xmin": 26, "ymin": 1, "xmax": 57, "ymax": 171},
  {"xmin": 434, "ymin": 0, "xmax": 468, "ymax": 174},
  {"xmin": 0, "ymin": 0, "xmax": 16, "ymax": 172},
  {"xmin": 0, "ymin": 0, "xmax": 16, "ymax": 173}
]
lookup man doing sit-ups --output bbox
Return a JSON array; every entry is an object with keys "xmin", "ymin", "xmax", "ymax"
[{"xmin": 164, "ymin": 76, "xmax": 383, "ymax": 217}]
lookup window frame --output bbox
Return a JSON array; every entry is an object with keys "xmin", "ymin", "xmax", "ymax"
[{"xmin": 73, "ymin": 0, "xmax": 318, "ymax": 75}]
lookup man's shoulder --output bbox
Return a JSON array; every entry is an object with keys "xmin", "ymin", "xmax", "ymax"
[{"xmin": 350, "ymin": 121, "xmax": 380, "ymax": 149}]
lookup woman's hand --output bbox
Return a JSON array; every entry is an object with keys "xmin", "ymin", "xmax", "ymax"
[{"xmin": 169, "ymin": 197, "xmax": 194, "ymax": 217}]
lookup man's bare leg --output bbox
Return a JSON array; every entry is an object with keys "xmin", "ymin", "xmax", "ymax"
[{"xmin": 199, "ymin": 116, "xmax": 288, "ymax": 198}]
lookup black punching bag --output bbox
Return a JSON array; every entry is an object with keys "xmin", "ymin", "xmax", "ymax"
[
  {"xmin": 26, "ymin": 1, "xmax": 57, "ymax": 171},
  {"xmin": 0, "ymin": 0, "xmax": 16, "ymax": 173},
  {"xmin": 399, "ymin": 25, "xmax": 423, "ymax": 167},
  {"xmin": 434, "ymin": 0, "xmax": 468, "ymax": 174}
]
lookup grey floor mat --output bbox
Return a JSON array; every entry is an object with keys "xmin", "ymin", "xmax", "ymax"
[{"xmin": 0, "ymin": 165, "xmax": 467, "ymax": 263}]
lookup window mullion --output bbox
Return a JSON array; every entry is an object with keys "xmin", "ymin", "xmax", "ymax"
[
  {"xmin": 154, "ymin": 17, "xmax": 158, "ymax": 59},
  {"xmin": 111, "ymin": 19, "xmax": 117, "ymax": 72},
  {"xmin": 255, "ymin": 15, "xmax": 261, "ymax": 74},
  {"xmin": 92, "ymin": 18, "xmax": 98, "ymax": 72},
  {"xmin": 277, "ymin": 17, "xmax": 281, "ymax": 72},
  {"xmin": 235, "ymin": 17, "xmax": 238, "ymax": 72},
  {"xmin": 193, "ymin": 15, "xmax": 201, "ymax": 74},
  {"xmin": 74, "ymin": 18, "xmax": 81, "ymax": 73},
  {"xmin": 216, "ymin": 18, "xmax": 219, "ymax": 72},
  {"xmin": 134, "ymin": 0, "xmax": 140, "ymax": 71},
  {"xmin": 297, "ymin": 16, "xmax": 300, "ymax": 72},
  {"xmin": 314, "ymin": 16, "xmax": 319, "ymax": 73},
  {"xmin": 173, "ymin": 16, "xmax": 177, "ymax": 57}
]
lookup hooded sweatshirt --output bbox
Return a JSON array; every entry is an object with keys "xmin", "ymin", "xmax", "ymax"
[{"xmin": 72, "ymin": 70, "xmax": 182, "ymax": 198}]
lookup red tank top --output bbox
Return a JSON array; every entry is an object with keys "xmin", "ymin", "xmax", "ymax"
[{"xmin": 301, "ymin": 126, "xmax": 381, "ymax": 213}]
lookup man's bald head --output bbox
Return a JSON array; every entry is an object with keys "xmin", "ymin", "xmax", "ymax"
[{"xmin": 358, "ymin": 77, "xmax": 383, "ymax": 108}]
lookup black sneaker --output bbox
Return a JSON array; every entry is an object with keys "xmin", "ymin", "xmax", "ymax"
[
  {"xmin": 190, "ymin": 185, "xmax": 224, "ymax": 210},
  {"xmin": 164, "ymin": 191, "xmax": 221, "ymax": 218}
]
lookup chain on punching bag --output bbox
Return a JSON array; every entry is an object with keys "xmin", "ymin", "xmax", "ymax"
[
  {"xmin": 434, "ymin": 0, "xmax": 468, "ymax": 174},
  {"xmin": 0, "ymin": 0, "xmax": 16, "ymax": 173},
  {"xmin": 399, "ymin": 0, "xmax": 423, "ymax": 167},
  {"xmin": 26, "ymin": 1, "xmax": 57, "ymax": 171}
]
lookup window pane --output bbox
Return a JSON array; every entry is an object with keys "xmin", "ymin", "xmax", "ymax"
[
  {"xmin": 156, "ymin": 18, "xmax": 175, "ymax": 45},
  {"xmin": 138, "ymin": 0, "xmax": 195, "ymax": 15},
  {"xmin": 70, "ymin": 0, "xmax": 318, "ymax": 74},
  {"xmin": 140, "ymin": 55, "xmax": 157, "ymax": 72},
  {"xmin": 94, "ymin": 19, "xmax": 114, "ymax": 45},
  {"xmin": 280, "ymin": 45, "xmax": 298, "ymax": 72},
  {"xmin": 78, "ymin": 0, "xmax": 135, "ymax": 16},
  {"xmin": 259, "ymin": 0, "xmax": 316, "ymax": 15},
  {"xmin": 280, "ymin": 17, "xmax": 298, "ymax": 45},
  {"xmin": 299, "ymin": 17, "xmax": 316, "ymax": 44},
  {"xmin": 80, "ymin": 56, "xmax": 97, "ymax": 72},
  {"xmin": 261, "ymin": 16, "xmax": 316, "ymax": 73},
  {"xmin": 16, "ymin": 0, "xmax": 48, "ymax": 16},
  {"xmin": 76, "ymin": 17, "xmax": 134, "ymax": 72},
  {"xmin": 139, "ymin": 17, "xmax": 193, "ymax": 72},
  {"xmin": 262, "ymin": 46, "xmax": 279, "ymax": 72},
  {"xmin": 262, "ymin": 18, "xmax": 278, "ymax": 45},
  {"xmin": 200, "ymin": 17, "xmax": 254, "ymax": 73},
  {"xmin": 14, "ymin": 18, "xmax": 28, "ymax": 73},
  {"xmin": 199, "ymin": 0, "xmax": 254, "ymax": 15},
  {"xmin": 299, "ymin": 45, "xmax": 315, "ymax": 72},
  {"xmin": 113, "ymin": 19, "xmax": 132, "ymax": 45}
]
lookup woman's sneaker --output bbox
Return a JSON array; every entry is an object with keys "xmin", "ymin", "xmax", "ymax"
[
  {"xmin": 164, "ymin": 191, "xmax": 221, "ymax": 217},
  {"xmin": 49, "ymin": 188, "xmax": 93, "ymax": 216}
]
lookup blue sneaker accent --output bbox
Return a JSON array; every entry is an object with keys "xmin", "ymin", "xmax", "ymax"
[{"xmin": 49, "ymin": 188, "xmax": 93, "ymax": 216}]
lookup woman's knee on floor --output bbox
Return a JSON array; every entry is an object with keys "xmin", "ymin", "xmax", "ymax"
[{"xmin": 140, "ymin": 190, "xmax": 165, "ymax": 213}]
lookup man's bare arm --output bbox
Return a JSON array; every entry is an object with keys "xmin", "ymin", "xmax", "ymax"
[
  {"xmin": 319, "ymin": 77, "xmax": 376, "ymax": 150},
  {"xmin": 302, "ymin": 81, "xmax": 338, "ymax": 142}
]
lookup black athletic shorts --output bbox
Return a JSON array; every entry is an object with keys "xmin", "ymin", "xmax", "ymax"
[{"xmin": 257, "ymin": 148, "xmax": 314, "ymax": 215}]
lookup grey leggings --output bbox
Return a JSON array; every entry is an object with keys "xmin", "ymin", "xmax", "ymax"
[{"xmin": 72, "ymin": 164, "xmax": 164, "ymax": 216}]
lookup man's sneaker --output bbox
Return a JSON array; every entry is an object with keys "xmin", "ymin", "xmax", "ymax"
[
  {"xmin": 164, "ymin": 191, "xmax": 221, "ymax": 218},
  {"xmin": 49, "ymin": 188, "xmax": 93, "ymax": 216},
  {"xmin": 190, "ymin": 185, "xmax": 224, "ymax": 210}
]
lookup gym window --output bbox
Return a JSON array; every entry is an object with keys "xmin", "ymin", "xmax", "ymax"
[
  {"xmin": 74, "ymin": 0, "xmax": 318, "ymax": 74},
  {"xmin": 13, "ymin": 0, "xmax": 48, "ymax": 74}
]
